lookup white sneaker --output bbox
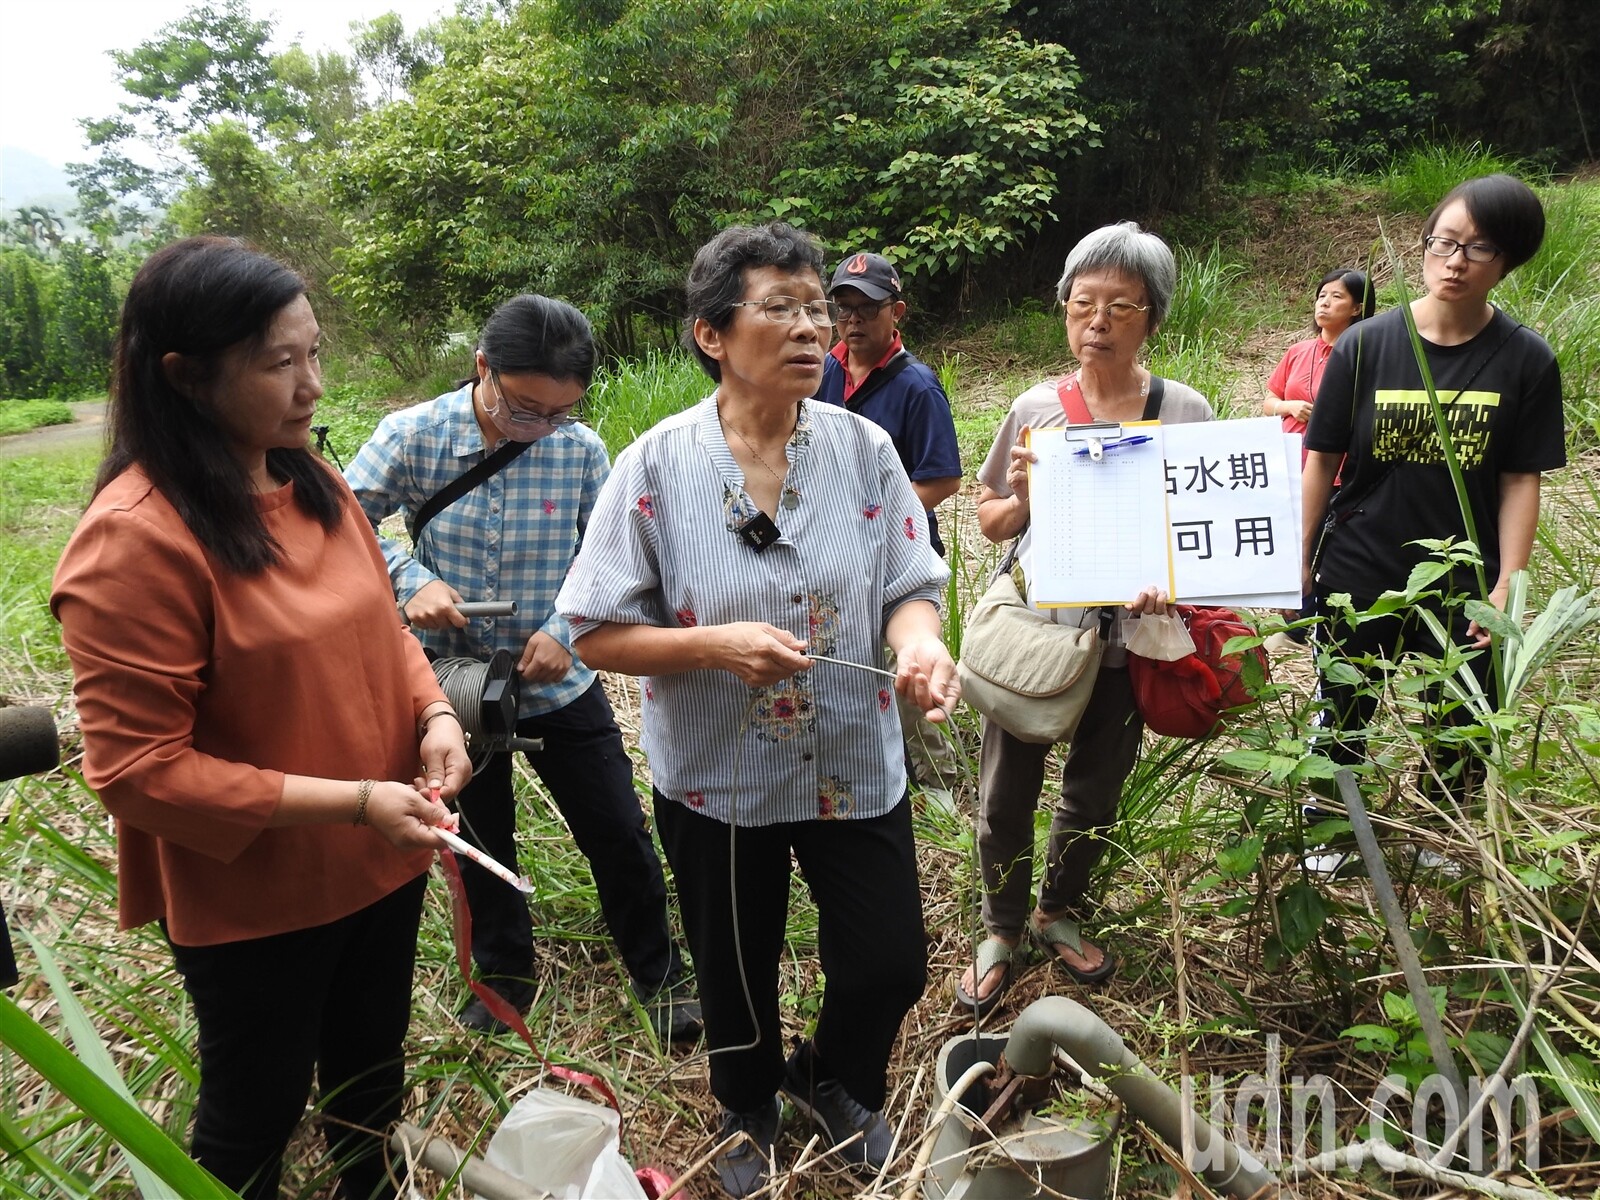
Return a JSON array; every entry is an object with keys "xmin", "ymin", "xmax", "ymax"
[
  {"xmin": 1303, "ymin": 848, "xmax": 1360, "ymax": 878},
  {"xmin": 1409, "ymin": 847, "xmax": 1465, "ymax": 878}
]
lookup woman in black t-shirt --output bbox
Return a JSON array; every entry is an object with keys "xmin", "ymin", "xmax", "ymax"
[{"xmin": 1299, "ymin": 174, "xmax": 1564, "ymax": 871}]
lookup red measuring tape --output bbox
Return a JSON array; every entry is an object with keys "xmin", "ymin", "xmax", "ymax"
[{"xmin": 437, "ymin": 848, "xmax": 621, "ymax": 1110}]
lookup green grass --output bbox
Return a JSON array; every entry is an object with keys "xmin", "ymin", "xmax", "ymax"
[
  {"xmin": 3, "ymin": 173, "xmax": 1599, "ymax": 1196},
  {"xmin": 584, "ymin": 350, "xmax": 710, "ymax": 458},
  {"xmin": 1379, "ymin": 140, "xmax": 1532, "ymax": 214},
  {"xmin": 0, "ymin": 399, "xmax": 75, "ymax": 438}
]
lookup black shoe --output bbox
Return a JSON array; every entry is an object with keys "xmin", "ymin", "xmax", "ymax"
[
  {"xmin": 780, "ymin": 1043, "xmax": 892, "ymax": 1173},
  {"xmin": 634, "ymin": 975, "xmax": 704, "ymax": 1044},
  {"xmin": 714, "ymin": 1097, "xmax": 780, "ymax": 1198},
  {"xmin": 458, "ymin": 975, "xmax": 536, "ymax": 1034}
]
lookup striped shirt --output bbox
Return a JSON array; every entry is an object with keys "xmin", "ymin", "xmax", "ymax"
[
  {"xmin": 344, "ymin": 383, "xmax": 606, "ymax": 717},
  {"xmin": 556, "ymin": 394, "xmax": 948, "ymax": 826}
]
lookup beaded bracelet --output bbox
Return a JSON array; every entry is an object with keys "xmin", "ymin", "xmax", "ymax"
[{"xmin": 354, "ymin": 778, "xmax": 376, "ymax": 826}]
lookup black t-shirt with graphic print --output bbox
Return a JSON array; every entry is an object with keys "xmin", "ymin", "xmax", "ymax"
[{"xmin": 1304, "ymin": 307, "xmax": 1564, "ymax": 598}]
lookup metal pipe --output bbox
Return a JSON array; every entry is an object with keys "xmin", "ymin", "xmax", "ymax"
[
  {"xmin": 1335, "ymin": 767, "xmax": 1468, "ymax": 1110},
  {"xmin": 1003, "ymin": 996, "xmax": 1279, "ymax": 1198},
  {"xmin": 898, "ymin": 1059, "xmax": 997, "ymax": 1200},
  {"xmin": 456, "ymin": 601, "xmax": 519, "ymax": 617},
  {"xmin": 389, "ymin": 1121, "xmax": 549, "ymax": 1200}
]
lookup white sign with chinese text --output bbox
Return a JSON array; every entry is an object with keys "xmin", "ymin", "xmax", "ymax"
[
  {"xmin": 1163, "ymin": 418, "xmax": 1301, "ymax": 607},
  {"xmin": 1026, "ymin": 418, "xmax": 1303, "ymax": 608}
]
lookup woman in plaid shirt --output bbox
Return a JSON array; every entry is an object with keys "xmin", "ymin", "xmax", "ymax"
[{"xmin": 345, "ymin": 296, "xmax": 698, "ymax": 1041}]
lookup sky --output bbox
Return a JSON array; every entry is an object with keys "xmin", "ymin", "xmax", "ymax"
[{"xmin": 0, "ymin": 0, "xmax": 453, "ymax": 170}]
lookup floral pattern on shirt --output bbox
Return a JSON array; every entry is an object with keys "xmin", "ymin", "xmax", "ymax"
[
  {"xmin": 817, "ymin": 775, "xmax": 855, "ymax": 820},
  {"xmin": 807, "ymin": 591, "xmax": 841, "ymax": 657},
  {"xmin": 722, "ymin": 483, "xmax": 759, "ymax": 532},
  {"xmin": 750, "ymin": 674, "xmax": 815, "ymax": 742}
]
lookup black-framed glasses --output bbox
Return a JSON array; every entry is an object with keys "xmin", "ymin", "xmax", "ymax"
[
  {"xmin": 486, "ymin": 373, "xmax": 581, "ymax": 428},
  {"xmin": 835, "ymin": 299, "xmax": 892, "ymax": 323},
  {"xmin": 1422, "ymin": 236, "xmax": 1501, "ymax": 264},
  {"xmin": 1063, "ymin": 298, "xmax": 1151, "ymax": 323},
  {"xmin": 730, "ymin": 296, "xmax": 839, "ymax": 327}
]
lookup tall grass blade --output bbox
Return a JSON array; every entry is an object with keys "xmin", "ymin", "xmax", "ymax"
[
  {"xmin": 24, "ymin": 932, "xmax": 171, "ymax": 1198},
  {"xmin": 0, "ymin": 994, "xmax": 238, "ymax": 1200},
  {"xmin": 1504, "ymin": 969, "xmax": 1600, "ymax": 1145},
  {"xmin": 0, "ymin": 1108, "xmax": 90, "ymax": 1198}
]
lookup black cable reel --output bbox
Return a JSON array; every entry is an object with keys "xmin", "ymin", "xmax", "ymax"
[{"xmin": 429, "ymin": 645, "xmax": 544, "ymax": 773}]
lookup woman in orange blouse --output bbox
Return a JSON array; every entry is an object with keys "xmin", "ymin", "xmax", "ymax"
[{"xmin": 53, "ymin": 237, "xmax": 470, "ymax": 1200}]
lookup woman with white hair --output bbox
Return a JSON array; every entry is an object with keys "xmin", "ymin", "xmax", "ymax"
[{"xmin": 956, "ymin": 221, "xmax": 1214, "ymax": 1015}]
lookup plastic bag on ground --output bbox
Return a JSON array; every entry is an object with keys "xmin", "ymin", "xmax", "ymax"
[{"xmin": 481, "ymin": 1089, "xmax": 647, "ymax": 1199}]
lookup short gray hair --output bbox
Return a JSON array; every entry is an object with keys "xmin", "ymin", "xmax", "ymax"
[{"xmin": 1054, "ymin": 221, "xmax": 1176, "ymax": 332}]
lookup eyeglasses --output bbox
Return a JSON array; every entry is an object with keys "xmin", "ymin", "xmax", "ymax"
[
  {"xmin": 1063, "ymin": 299, "xmax": 1151, "ymax": 324},
  {"xmin": 835, "ymin": 299, "xmax": 891, "ymax": 323},
  {"xmin": 730, "ymin": 296, "xmax": 839, "ymax": 327},
  {"xmin": 1423, "ymin": 236, "xmax": 1501, "ymax": 264},
  {"xmin": 485, "ymin": 373, "xmax": 581, "ymax": 428}
]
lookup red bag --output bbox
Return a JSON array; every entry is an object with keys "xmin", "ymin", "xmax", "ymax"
[{"xmin": 1128, "ymin": 606, "xmax": 1268, "ymax": 738}]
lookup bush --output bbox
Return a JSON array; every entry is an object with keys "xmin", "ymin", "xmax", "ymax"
[{"xmin": 0, "ymin": 399, "xmax": 74, "ymax": 437}]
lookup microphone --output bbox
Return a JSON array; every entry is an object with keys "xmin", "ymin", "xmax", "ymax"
[
  {"xmin": 0, "ymin": 706, "xmax": 58, "ymax": 991},
  {"xmin": 0, "ymin": 706, "xmax": 58, "ymax": 783}
]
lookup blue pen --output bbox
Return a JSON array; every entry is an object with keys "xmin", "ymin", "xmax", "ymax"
[{"xmin": 1073, "ymin": 435, "xmax": 1153, "ymax": 456}]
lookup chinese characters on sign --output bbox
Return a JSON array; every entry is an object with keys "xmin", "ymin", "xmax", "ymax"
[
  {"xmin": 1164, "ymin": 418, "xmax": 1301, "ymax": 607},
  {"xmin": 1027, "ymin": 417, "xmax": 1302, "ymax": 608}
]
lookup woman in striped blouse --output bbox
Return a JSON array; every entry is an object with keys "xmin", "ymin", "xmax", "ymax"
[{"xmin": 557, "ymin": 222, "xmax": 957, "ymax": 1198}]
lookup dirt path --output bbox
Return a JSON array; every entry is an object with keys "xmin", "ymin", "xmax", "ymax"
[{"xmin": 0, "ymin": 401, "xmax": 106, "ymax": 460}]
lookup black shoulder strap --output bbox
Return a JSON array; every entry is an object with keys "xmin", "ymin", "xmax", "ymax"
[
  {"xmin": 409, "ymin": 437, "xmax": 534, "ymax": 541},
  {"xmin": 1141, "ymin": 376, "xmax": 1165, "ymax": 421},
  {"xmin": 843, "ymin": 350, "xmax": 915, "ymax": 411}
]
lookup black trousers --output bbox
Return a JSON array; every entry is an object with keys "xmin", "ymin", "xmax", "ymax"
[
  {"xmin": 169, "ymin": 874, "xmax": 426, "ymax": 1200},
  {"xmin": 455, "ymin": 679, "xmax": 679, "ymax": 991},
  {"xmin": 656, "ymin": 792, "xmax": 927, "ymax": 1114},
  {"xmin": 1312, "ymin": 591, "xmax": 1495, "ymax": 800}
]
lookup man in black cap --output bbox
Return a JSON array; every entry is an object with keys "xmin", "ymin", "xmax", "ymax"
[{"xmin": 819, "ymin": 252, "xmax": 962, "ymax": 795}]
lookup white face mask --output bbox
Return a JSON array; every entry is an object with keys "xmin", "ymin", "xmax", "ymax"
[
  {"xmin": 480, "ymin": 369, "xmax": 578, "ymax": 444},
  {"xmin": 486, "ymin": 406, "xmax": 561, "ymax": 444}
]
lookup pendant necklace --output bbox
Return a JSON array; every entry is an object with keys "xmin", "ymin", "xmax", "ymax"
[{"xmin": 721, "ymin": 407, "xmax": 801, "ymax": 510}]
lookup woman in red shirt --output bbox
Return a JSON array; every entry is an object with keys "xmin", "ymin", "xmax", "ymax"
[{"xmin": 1264, "ymin": 268, "xmax": 1375, "ymax": 442}]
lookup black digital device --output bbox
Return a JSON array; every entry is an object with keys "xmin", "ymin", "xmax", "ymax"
[{"xmin": 736, "ymin": 512, "xmax": 782, "ymax": 553}]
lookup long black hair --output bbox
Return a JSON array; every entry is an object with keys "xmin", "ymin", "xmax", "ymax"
[
  {"xmin": 97, "ymin": 236, "xmax": 344, "ymax": 574},
  {"xmin": 456, "ymin": 294, "xmax": 596, "ymax": 388}
]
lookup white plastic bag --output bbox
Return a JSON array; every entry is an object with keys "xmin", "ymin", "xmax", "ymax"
[
  {"xmin": 481, "ymin": 1089, "xmax": 646, "ymax": 1199},
  {"xmin": 1124, "ymin": 610, "xmax": 1197, "ymax": 663}
]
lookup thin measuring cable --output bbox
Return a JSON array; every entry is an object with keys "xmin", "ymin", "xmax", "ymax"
[{"xmin": 637, "ymin": 653, "xmax": 959, "ymax": 1111}]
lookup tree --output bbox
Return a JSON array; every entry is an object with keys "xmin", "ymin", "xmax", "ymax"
[
  {"xmin": 0, "ymin": 251, "xmax": 50, "ymax": 395},
  {"xmin": 70, "ymin": 0, "xmax": 283, "ymax": 236},
  {"xmin": 329, "ymin": 0, "xmax": 1095, "ymax": 363},
  {"xmin": 349, "ymin": 13, "xmax": 435, "ymax": 105},
  {"xmin": 52, "ymin": 244, "xmax": 119, "ymax": 395}
]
